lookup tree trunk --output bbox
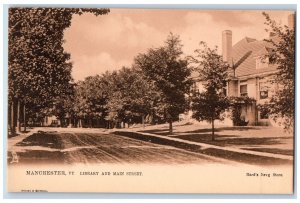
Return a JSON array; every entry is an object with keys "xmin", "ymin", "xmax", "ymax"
[
  {"xmin": 17, "ymin": 100, "xmax": 21, "ymax": 133},
  {"xmin": 62, "ymin": 119, "xmax": 65, "ymax": 127},
  {"xmin": 211, "ymin": 118, "xmax": 215, "ymax": 141},
  {"xmin": 43, "ymin": 116, "xmax": 47, "ymax": 127},
  {"xmin": 10, "ymin": 101, "xmax": 15, "ymax": 135},
  {"xmin": 169, "ymin": 120, "xmax": 173, "ymax": 135},
  {"xmin": 142, "ymin": 115, "xmax": 145, "ymax": 128},
  {"xmin": 78, "ymin": 119, "xmax": 82, "ymax": 128},
  {"xmin": 23, "ymin": 104, "xmax": 26, "ymax": 132},
  {"xmin": 89, "ymin": 118, "xmax": 92, "ymax": 128},
  {"xmin": 96, "ymin": 118, "xmax": 99, "ymax": 128}
]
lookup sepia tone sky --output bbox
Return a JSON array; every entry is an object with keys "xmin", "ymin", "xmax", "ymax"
[{"xmin": 63, "ymin": 9, "xmax": 294, "ymax": 81}]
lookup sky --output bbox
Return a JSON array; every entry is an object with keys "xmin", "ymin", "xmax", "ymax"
[{"xmin": 63, "ymin": 9, "xmax": 294, "ymax": 81}]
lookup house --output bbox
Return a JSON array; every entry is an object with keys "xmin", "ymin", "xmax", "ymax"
[
  {"xmin": 187, "ymin": 13, "xmax": 295, "ymax": 127},
  {"xmin": 43, "ymin": 115, "xmax": 61, "ymax": 127}
]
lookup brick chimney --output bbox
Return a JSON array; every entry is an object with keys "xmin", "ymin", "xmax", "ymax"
[
  {"xmin": 288, "ymin": 13, "xmax": 295, "ymax": 30},
  {"xmin": 222, "ymin": 30, "xmax": 232, "ymax": 64}
]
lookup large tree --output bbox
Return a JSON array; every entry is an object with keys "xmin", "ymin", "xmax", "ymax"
[
  {"xmin": 71, "ymin": 68, "xmax": 160, "ymax": 129},
  {"xmin": 73, "ymin": 74, "xmax": 110, "ymax": 128},
  {"xmin": 8, "ymin": 8, "xmax": 109, "ymax": 134},
  {"xmin": 105, "ymin": 67, "xmax": 161, "ymax": 128},
  {"xmin": 134, "ymin": 33, "xmax": 192, "ymax": 134},
  {"xmin": 190, "ymin": 42, "xmax": 230, "ymax": 141},
  {"xmin": 261, "ymin": 12, "xmax": 295, "ymax": 131}
]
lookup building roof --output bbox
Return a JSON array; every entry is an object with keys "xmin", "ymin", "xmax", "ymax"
[{"xmin": 232, "ymin": 37, "xmax": 277, "ymax": 78}]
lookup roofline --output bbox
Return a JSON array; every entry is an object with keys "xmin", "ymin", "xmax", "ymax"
[
  {"xmin": 236, "ymin": 70, "xmax": 278, "ymax": 80},
  {"xmin": 190, "ymin": 70, "xmax": 279, "ymax": 82}
]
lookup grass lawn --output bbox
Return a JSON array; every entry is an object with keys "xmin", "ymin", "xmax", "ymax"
[{"xmin": 137, "ymin": 121, "xmax": 294, "ymax": 156}]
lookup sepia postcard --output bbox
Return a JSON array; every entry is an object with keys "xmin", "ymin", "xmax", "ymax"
[{"xmin": 6, "ymin": 7, "xmax": 295, "ymax": 194}]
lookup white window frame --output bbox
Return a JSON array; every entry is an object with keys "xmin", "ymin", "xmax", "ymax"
[{"xmin": 239, "ymin": 80, "xmax": 248, "ymax": 97}]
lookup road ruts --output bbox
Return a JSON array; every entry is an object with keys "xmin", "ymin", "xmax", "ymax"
[{"xmin": 11, "ymin": 131, "xmax": 227, "ymax": 165}]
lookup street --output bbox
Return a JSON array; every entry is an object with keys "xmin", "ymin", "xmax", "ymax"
[{"xmin": 7, "ymin": 128, "xmax": 228, "ymax": 165}]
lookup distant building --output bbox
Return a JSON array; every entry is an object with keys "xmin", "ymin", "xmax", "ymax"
[
  {"xmin": 43, "ymin": 115, "xmax": 61, "ymax": 127},
  {"xmin": 186, "ymin": 13, "xmax": 295, "ymax": 127}
]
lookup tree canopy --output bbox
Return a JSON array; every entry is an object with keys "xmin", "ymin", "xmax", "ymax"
[
  {"xmin": 134, "ymin": 33, "xmax": 192, "ymax": 134},
  {"xmin": 9, "ymin": 8, "xmax": 109, "ymax": 103},
  {"xmin": 261, "ymin": 12, "xmax": 295, "ymax": 131},
  {"xmin": 190, "ymin": 42, "xmax": 230, "ymax": 141},
  {"xmin": 8, "ymin": 8, "xmax": 109, "ymax": 133}
]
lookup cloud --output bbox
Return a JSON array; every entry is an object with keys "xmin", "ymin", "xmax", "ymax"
[
  {"xmin": 64, "ymin": 11, "xmax": 166, "ymax": 81},
  {"xmin": 179, "ymin": 10, "xmax": 292, "ymax": 56},
  {"xmin": 180, "ymin": 12, "xmax": 227, "ymax": 55},
  {"xmin": 71, "ymin": 52, "xmax": 131, "ymax": 81},
  {"xmin": 63, "ymin": 9, "xmax": 294, "ymax": 81},
  {"xmin": 64, "ymin": 12, "xmax": 166, "ymax": 58}
]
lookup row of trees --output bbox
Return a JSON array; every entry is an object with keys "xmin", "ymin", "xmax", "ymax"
[
  {"xmin": 8, "ymin": 9, "xmax": 294, "ymax": 140},
  {"xmin": 54, "ymin": 34, "xmax": 192, "ymax": 134},
  {"xmin": 8, "ymin": 8, "xmax": 110, "ymax": 135}
]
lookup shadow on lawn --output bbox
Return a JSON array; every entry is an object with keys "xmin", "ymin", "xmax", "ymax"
[
  {"xmin": 139, "ymin": 129, "xmax": 174, "ymax": 136},
  {"xmin": 185, "ymin": 126, "xmax": 266, "ymax": 133},
  {"xmin": 140, "ymin": 126, "xmax": 266, "ymax": 136},
  {"xmin": 115, "ymin": 131, "xmax": 293, "ymax": 165},
  {"xmin": 175, "ymin": 133, "xmax": 291, "ymax": 147},
  {"xmin": 16, "ymin": 132, "xmax": 64, "ymax": 149}
]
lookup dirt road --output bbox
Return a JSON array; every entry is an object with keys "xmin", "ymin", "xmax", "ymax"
[{"xmin": 7, "ymin": 128, "xmax": 226, "ymax": 165}]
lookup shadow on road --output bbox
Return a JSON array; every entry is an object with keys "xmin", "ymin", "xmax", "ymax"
[{"xmin": 16, "ymin": 132, "xmax": 63, "ymax": 149}]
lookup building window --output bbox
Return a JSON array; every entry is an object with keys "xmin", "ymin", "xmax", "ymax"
[
  {"xmin": 240, "ymin": 84, "xmax": 248, "ymax": 97},
  {"xmin": 223, "ymin": 88, "xmax": 227, "ymax": 96},
  {"xmin": 221, "ymin": 81, "xmax": 227, "ymax": 96},
  {"xmin": 191, "ymin": 82, "xmax": 196, "ymax": 92},
  {"xmin": 190, "ymin": 82, "xmax": 198, "ymax": 94},
  {"xmin": 259, "ymin": 82, "xmax": 269, "ymax": 99}
]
